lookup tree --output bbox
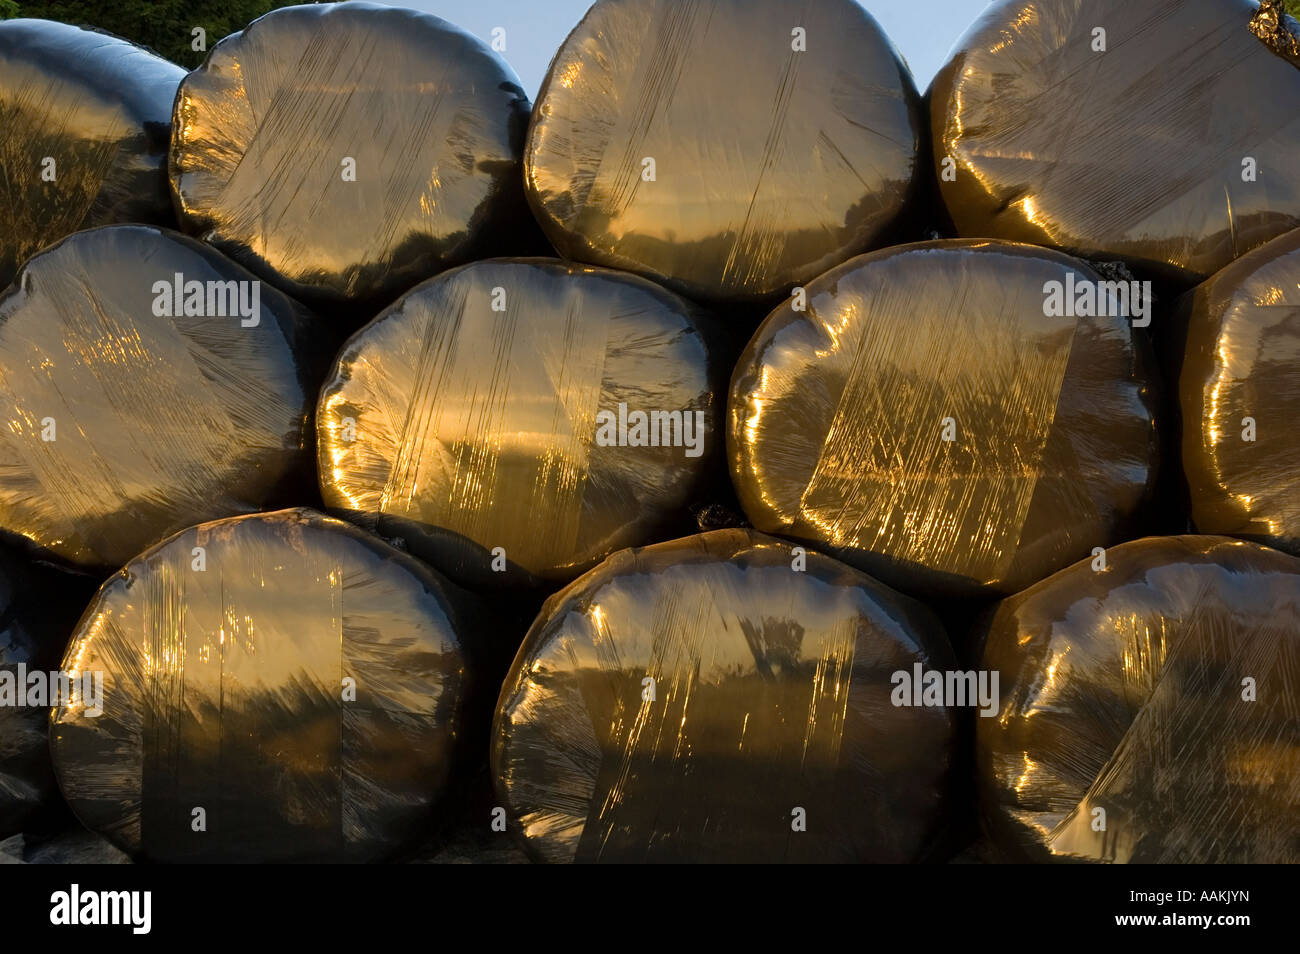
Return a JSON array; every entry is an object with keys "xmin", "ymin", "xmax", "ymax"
[{"xmin": 0, "ymin": 2, "xmax": 323, "ymax": 68}]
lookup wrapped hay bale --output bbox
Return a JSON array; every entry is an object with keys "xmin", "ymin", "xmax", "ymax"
[
  {"xmin": 0, "ymin": 546, "xmax": 89, "ymax": 836},
  {"xmin": 318, "ymin": 258, "xmax": 723, "ymax": 589},
  {"xmin": 170, "ymin": 2, "xmax": 532, "ymax": 306},
  {"xmin": 979, "ymin": 535, "xmax": 1300, "ymax": 863},
  {"xmin": 493, "ymin": 530, "xmax": 958, "ymax": 863},
  {"xmin": 50, "ymin": 508, "xmax": 477, "ymax": 863},
  {"xmin": 525, "ymin": 0, "xmax": 924, "ymax": 303},
  {"xmin": 728, "ymin": 239, "xmax": 1159, "ymax": 598},
  {"xmin": 1180, "ymin": 226, "xmax": 1300, "ymax": 554},
  {"xmin": 0, "ymin": 225, "xmax": 327, "ymax": 569},
  {"xmin": 0, "ymin": 19, "xmax": 183, "ymax": 288},
  {"xmin": 931, "ymin": 0, "xmax": 1300, "ymax": 281}
]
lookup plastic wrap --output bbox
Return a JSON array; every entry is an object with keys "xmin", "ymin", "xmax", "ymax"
[
  {"xmin": 524, "ymin": 0, "xmax": 923, "ymax": 304},
  {"xmin": 0, "ymin": 224, "xmax": 327, "ymax": 570},
  {"xmin": 169, "ymin": 2, "xmax": 531, "ymax": 306},
  {"xmin": 492, "ymin": 530, "xmax": 957, "ymax": 863},
  {"xmin": 979, "ymin": 535, "xmax": 1300, "ymax": 863},
  {"xmin": 2, "ymin": 829, "xmax": 132, "ymax": 865},
  {"xmin": 0, "ymin": 19, "xmax": 183, "ymax": 289},
  {"xmin": 728, "ymin": 239, "xmax": 1159, "ymax": 599},
  {"xmin": 1251, "ymin": 0, "xmax": 1300, "ymax": 65},
  {"xmin": 930, "ymin": 0, "xmax": 1300, "ymax": 282},
  {"xmin": 49, "ymin": 508, "xmax": 476, "ymax": 863},
  {"xmin": 318, "ymin": 258, "xmax": 723, "ymax": 589},
  {"xmin": 1180, "ymin": 227, "xmax": 1300, "ymax": 554},
  {"xmin": 0, "ymin": 546, "xmax": 86, "ymax": 835}
]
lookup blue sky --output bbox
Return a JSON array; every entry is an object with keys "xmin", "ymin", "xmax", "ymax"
[{"xmin": 386, "ymin": 0, "xmax": 991, "ymax": 96}]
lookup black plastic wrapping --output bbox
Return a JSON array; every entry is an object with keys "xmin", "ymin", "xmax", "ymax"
[
  {"xmin": 524, "ymin": 0, "xmax": 923, "ymax": 304},
  {"xmin": 1181, "ymin": 226, "xmax": 1300, "ymax": 554},
  {"xmin": 318, "ymin": 258, "xmax": 724, "ymax": 589},
  {"xmin": 0, "ymin": 546, "xmax": 87, "ymax": 836},
  {"xmin": 728, "ymin": 239, "xmax": 1159, "ymax": 599},
  {"xmin": 0, "ymin": 19, "xmax": 183, "ymax": 289},
  {"xmin": 931, "ymin": 0, "xmax": 1300, "ymax": 282},
  {"xmin": 49, "ymin": 508, "xmax": 477, "ymax": 863},
  {"xmin": 979, "ymin": 535, "xmax": 1300, "ymax": 863},
  {"xmin": 0, "ymin": 224, "xmax": 327, "ymax": 570},
  {"xmin": 492, "ymin": 530, "xmax": 958, "ymax": 863},
  {"xmin": 170, "ymin": 1, "xmax": 532, "ymax": 306}
]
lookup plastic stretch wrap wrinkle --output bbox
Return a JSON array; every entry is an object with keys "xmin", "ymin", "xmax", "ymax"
[
  {"xmin": 170, "ymin": 1, "xmax": 531, "ymax": 305},
  {"xmin": 49, "ymin": 508, "xmax": 473, "ymax": 863},
  {"xmin": 319, "ymin": 258, "xmax": 722, "ymax": 588},
  {"xmin": 1181, "ymin": 227, "xmax": 1300, "ymax": 555},
  {"xmin": 0, "ymin": 225, "xmax": 326, "ymax": 569},
  {"xmin": 525, "ymin": 0, "xmax": 923, "ymax": 303},
  {"xmin": 931, "ymin": 0, "xmax": 1300, "ymax": 281},
  {"xmin": 728, "ymin": 240, "xmax": 1158, "ymax": 598},
  {"xmin": 980, "ymin": 536, "xmax": 1300, "ymax": 863},
  {"xmin": 493, "ymin": 530, "xmax": 957, "ymax": 863},
  {"xmin": 0, "ymin": 19, "xmax": 183, "ymax": 289}
]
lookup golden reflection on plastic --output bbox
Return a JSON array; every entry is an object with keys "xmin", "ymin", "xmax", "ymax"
[
  {"xmin": 49, "ymin": 508, "xmax": 472, "ymax": 863},
  {"xmin": 318, "ymin": 259, "xmax": 721, "ymax": 588},
  {"xmin": 728, "ymin": 240, "xmax": 1158, "ymax": 598},
  {"xmin": 492, "ymin": 530, "xmax": 958, "ymax": 863},
  {"xmin": 931, "ymin": 0, "xmax": 1300, "ymax": 281},
  {"xmin": 1181, "ymin": 227, "xmax": 1300, "ymax": 554},
  {"xmin": 0, "ymin": 226, "xmax": 323, "ymax": 569},
  {"xmin": 0, "ymin": 20, "xmax": 182, "ymax": 288},
  {"xmin": 525, "ymin": 0, "xmax": 922, "ymax": 302},
  {"xmin": 170, "ymin": 2, "xmax": 529, "ymax": 304},
  {"xmin": 979, "ymin": 535, "xmax": 1300, "ymax": 863}
]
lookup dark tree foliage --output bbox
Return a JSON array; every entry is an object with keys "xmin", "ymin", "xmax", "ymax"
[
  {"xmin": 0, "ymin": 1, "xmax": 325, "ymax": 67},
  {"xmin": 1287, "ymin": 0, "xmax": 1300, "ymax": 18}
]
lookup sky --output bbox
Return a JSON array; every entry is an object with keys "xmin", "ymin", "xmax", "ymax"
[{"xmin": 386, "ymin": 0, "xmax": 992, "ymax": 97}]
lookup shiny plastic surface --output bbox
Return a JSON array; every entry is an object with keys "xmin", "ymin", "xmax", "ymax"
[
  {"xmin": 524, "ymin": 0, "xmax": 923, "ymax": 303},
  {"xmin": 49, "ymin": 508, "xmax": 474, "ymax": 863},
  {"xmin": 1251, "ymin": 0, "xmax": 1300, "ymax": 64},
  {"xmin": 493, "ymin": 530, "xmax": 957, "ymax": 863},
  {"xmin": 931, "ymin": 0, "xmax": 1300, "ymax": 281},
  {"xmin": 979, "ymin": 535, "xmax": 1300, "ymax": 863},
  {"xmin": 0, "ymin": 19, "xmax": 183, "ymax": 289},
  {"xmin": 0, "ymin": 225, "xmax": 326, "ymax": 569},
  {"xmin": 1180, "ymin": 227, "xmax": 1300, "ymax": 554},
  {"xmin": 728, "ymin": 240, "xmax": 1159, "ymax": 599},
  {"xmin": 170, "ymin": 2, "xmax": 531, "ymax": 305},
  {"xmin": 318, "ymin": 258, "xmax": 723, "ymax": 589}
]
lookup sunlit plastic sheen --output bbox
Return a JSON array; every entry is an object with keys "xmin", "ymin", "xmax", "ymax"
[
  {"xmin": 979, "ymin": 536, "xmax": 1300, "ymax": 863},
  {"xmin": 1181, "ymin": 227, "xmax": 1300, "ymax": 554},
  {"xmin": 525, "ymin": 0, "xmax": 922, "ymax": 303},
  {"xmin": 493, "ymin": 530, "xmax": 957, "ymax": 862},
  {"xmin": 49, "ymin": 509, "xmax": 475, "ymax": 863},
  {"xmin": 931, "ymin": 0, "xmax": 1300, "ymax": 281},
  {"xmin": 0, "ymin": 226, "xmax": 325, "ymax": 569},
  {"xmin": 318, "ymin": 258, "xmax": 722, "ymax": 588},
  {"xmin": 728, "ymin": 240, "xmax": 1159, "ymax": 598},
  {"xmin": 169, "ymin": 2, "xmax": 530, "ymax": 305},
  {"xmin": 0, "ymin": 19, "xmax": 183, "ymax": 289}
]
